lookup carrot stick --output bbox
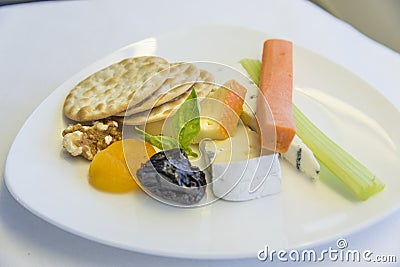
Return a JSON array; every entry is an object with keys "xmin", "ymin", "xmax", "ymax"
[{"xmin": 256, "ymin": 39, "xmax": 295, "ymax": 153}]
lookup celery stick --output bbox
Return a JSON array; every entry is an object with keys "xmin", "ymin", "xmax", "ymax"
[
  {"xmin": 239, "ymin": 59, "xmax": 262, "ymax": 86},
  {"xmin": 239, "ymin": 59, "xmax": 385, "ymax": 200},
  {"xmin": 293, "ymin": 105, "xmax": 384, "ymax": 200}
]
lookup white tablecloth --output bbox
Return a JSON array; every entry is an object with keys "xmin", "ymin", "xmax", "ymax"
[{"xmin": 0, "ymin": 0, "xmax": 399, "ymax": 266}]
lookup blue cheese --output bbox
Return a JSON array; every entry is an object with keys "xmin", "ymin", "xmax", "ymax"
[{"xmin": 281, "ymin": 135, "xmax": 320, "ymax": 180}]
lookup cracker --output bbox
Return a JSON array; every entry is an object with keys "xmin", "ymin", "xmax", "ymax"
[
  {"xmin": 115, "ymin": 62, "xmax": 200, "ymax": 116},
  {"xmin": 63, "ymin": 56, "xmax": 169, "ymax": 122},
  {"xmin": 120, "ymin": 69, "xmax": 215, "ymax": 125}
]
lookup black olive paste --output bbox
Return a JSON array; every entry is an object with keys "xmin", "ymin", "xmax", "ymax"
[{"xmin": 136, "ymin": 148, "xmax": 206, "ymax": 205}]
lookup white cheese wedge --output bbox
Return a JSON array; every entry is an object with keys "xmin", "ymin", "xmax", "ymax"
[{"xmin": 200, "ymin": 124, "xmax": 281, "ymax": 201}]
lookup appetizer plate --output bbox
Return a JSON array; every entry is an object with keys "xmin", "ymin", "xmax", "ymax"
[{"xmin": 5, "ymin": 25, "xmax": 400, "ymax": 259}]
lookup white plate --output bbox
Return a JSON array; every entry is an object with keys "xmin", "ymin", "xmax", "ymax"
[{"xmin": 5, "ymin": 25, "xmax": 400, "ymax": 259}]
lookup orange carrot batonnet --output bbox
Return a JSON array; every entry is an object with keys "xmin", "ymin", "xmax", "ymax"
[{"xmin": 256, "ymin": 39, "xmax": 295, "ymax": 153}]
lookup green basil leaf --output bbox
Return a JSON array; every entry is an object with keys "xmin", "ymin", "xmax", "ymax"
[
  {"xmin": 135, "ymin": 127, "xmax": 178, "ymax": 151},
  {"xmin": 134, "ymin": 87, "xmax": 200, "ymax": 157},
  {"xmin": 183, "ymin": 145, "xmax": 198, "ymax": 157},
  {"xmin": 172, "ymin": 87, "xmax": 200, "ymax": 150}
]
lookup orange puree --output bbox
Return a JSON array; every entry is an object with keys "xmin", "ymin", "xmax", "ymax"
[{"xmin": 89, "ymin": 139, "xmax": 155, "ymax": 193}]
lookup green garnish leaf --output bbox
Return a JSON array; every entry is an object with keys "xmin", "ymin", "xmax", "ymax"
[
  {"xmin": 135, "ymin": 127, "xmax": 178, "ymax": 151},
  {"xmin": 182, "ymin": 145, "xmax": 197, "ymax": 158},
  {"xmin": 135, "ymin": 87, "xmax": 200, "ymax": 157},
  {"xmin": 172, "ymin": 87, "xmax": 200, "ymax": 155}
]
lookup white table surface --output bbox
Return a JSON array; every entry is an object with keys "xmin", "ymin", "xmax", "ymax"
[{"xmin": 1, "ymin": 0, "xmax": 399, "ymax": 266}]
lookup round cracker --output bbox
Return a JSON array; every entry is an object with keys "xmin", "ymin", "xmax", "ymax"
[
  {"xmin": 63, "ymin": 56, "xmax": 169, "ymax": 122},
  {"xmin": 193, "ymin": 69, "xmax": 215, "ymax": 97},
  {"xmin": 121, "ymin": 69, "xmax": 215, "ymax": 125},
  {"xmin": 115, "ymin": 62, "xmax": 200, "ymax": 116}
]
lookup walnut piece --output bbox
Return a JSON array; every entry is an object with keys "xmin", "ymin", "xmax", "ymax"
[{"xmin": 62, "ymin": 120, "xmax": 122, "ymax": 160}]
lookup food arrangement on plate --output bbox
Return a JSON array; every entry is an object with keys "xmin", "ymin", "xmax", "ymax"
[
  {"xmin": 6, "ymin": 25, "xmax": 399, "ymax": 257},
  {"xmin": 61, "ymin": 39, "xmax": 385, "ymax": 207}
]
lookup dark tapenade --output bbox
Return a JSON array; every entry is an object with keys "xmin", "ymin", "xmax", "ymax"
[{"xmin": 136, "ymin": 148, "xmax": 206, "ymax": 205}]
